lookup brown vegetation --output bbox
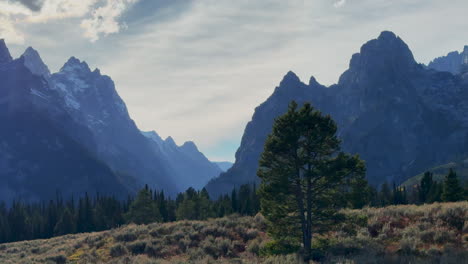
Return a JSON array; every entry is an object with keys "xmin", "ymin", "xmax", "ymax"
[{"xmin": 0, "ymin": 202, "xmax": 466, "ymax": 264}]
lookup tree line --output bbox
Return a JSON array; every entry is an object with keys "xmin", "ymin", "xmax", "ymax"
[
  {"xmin": 0, "ymin": 151, "xmax": 465, "ymax": 247},
  {"xmin": 0, "ymin": 184, "xmax": 260, "ymax": 244},
  {"xmin": 363, "ymin": 168, "xmax": 467, "ymax": 207}
]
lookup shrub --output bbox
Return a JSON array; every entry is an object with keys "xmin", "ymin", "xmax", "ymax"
[
  {"xmin": 439, "ymin": 206, "xmax": 466, "ymax": 231},
  {"xmin": 110, "ymin": 244, "xmax": 128, "ymax": 258},
  {"xmin": 144, "ymin": 244, "xmax": 162, "ymax": 258},
  {"xmin": 45, "ymin": 254, "xmax": 67, "ymax": 264},
  {"xmin": 367, "ymin": 219, "xmax": 383, "ymax": 237},
  {"xmin": 188, "ymin": 247, "xmax": 205, "ymax": 260},
  {"xmin": 260, "ymin": 240, "xmax": 300, "ymax": 256},
  {"xmin": 398, "ymin": 237, "xmax": 420, "ymax": 255},
  {"xmin": 241, "ymin": 228, "xmax": 259, "ymax": 241},
  {"xmin": 434, "ymin": 229, "xmax": 456, "ymax": 244},
  {"xmin": 247, "ymin": 237, "xmax": 262, "ymax": 255},
  {"xmin": 127, "ymin": 241, "xmax": 147, "ymax": 255},
  {"xmin": 115, "ymin": 233, "xmax": 138, "ymax": 242},
  {"xmin": 419, "ymin": 230, "xmax": 435, "ymax": 243}
]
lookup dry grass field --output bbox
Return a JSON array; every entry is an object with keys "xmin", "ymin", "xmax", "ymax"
[{"xmin": 0, "ymin": 202, "xmax": 466, "ymax": 264}]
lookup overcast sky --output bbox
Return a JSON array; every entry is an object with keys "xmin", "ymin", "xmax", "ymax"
[{"xmin": 1, "ymin": 0, "xmax": 468, "ymax": 161}]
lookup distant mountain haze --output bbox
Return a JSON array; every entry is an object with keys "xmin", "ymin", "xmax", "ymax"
[
  {"xmin": 213, "ymin": 161, "xmax": 234, "ymax": 172},
  {"xmin": 206, "ymin": 31, "xmax": 468, "ymax": 198},
  {"xmin": 141, "ymin": 130, "xmax": 222, "ymax": 191}
]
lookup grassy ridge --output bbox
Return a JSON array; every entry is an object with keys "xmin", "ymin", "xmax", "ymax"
[
  {"xmin": 402, "ymin": 159, "xmax": 468, "ymax": 188},
  {"xmin": 0, "ymin": 202, "xmax": 466, "ymax": 264}
]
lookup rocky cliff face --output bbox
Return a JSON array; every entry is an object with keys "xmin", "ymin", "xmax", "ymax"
[
  {"xmin": 206, "ymin": 31, "xmax": 468, "ymax": 198},
  {"xmin": 428, "ymin": 45, "xmax": 468, "ymax": 74}
]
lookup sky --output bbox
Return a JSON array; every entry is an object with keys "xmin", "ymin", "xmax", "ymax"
[{"xmin": 1, "ymin": 0, "xmax": 468, "ymax": 162}]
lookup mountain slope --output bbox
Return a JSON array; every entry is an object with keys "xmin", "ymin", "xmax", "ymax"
[
  {"xmin": 142, "ymin": 131, "xmax": 222, "ymax": 191},
  {"xmin": 0, "ymin": 40, "xmax": 134, "ymax": 202},
  {"xmin": 206, "ymin": 31, "xmax": 468, "ymax": 197}
]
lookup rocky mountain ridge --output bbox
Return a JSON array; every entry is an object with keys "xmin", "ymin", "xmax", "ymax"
[{"xmin": 206, "ymin": 31, "xmax": 468, "ymax": 197}]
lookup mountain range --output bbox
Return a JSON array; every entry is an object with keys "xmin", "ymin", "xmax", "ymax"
[
  {"xmin": 3, "ymin": 31, "xmax": 468, "ymax": 201},
  {"xmin": 206, "ymin": 31, "xmax": 468, "ymax": 198},
  {"xmin": 0, "ymin": 40, "xmax": 220, "ymax": 203}
]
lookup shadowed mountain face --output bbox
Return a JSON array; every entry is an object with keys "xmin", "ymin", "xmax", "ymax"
[
  {"xmin": 0, "ymin": 41, "xmax": 135, "ymax": 202},
  {"xmin": 206, "ymin": 31, "xmax": 468, "ymax": 198}
]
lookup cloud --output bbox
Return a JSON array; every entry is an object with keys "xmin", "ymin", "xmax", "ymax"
[
  {"xmin": 0, "ymin": 0, "xmax": 139, "ymax": 42},
  {"xmin": 3, "ymin": 0, "xmax": 468, "ymax": 161},
  {"xmin": 11, "ymin": 0, "xmax": 44, "ymax": 12},
  {"xmin": 80, "ymin": 0, "xmax": 139, "ymax": 42},
  {"xmin": 334, "ymin": 0, "xmax": 346, "ymax": 8},
  {"xmin": 0, "ymin": 16, "xmax": 25, "ymax": 44}
]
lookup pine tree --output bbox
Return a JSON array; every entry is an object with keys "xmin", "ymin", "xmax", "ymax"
[
  {"xmin": 238, "ymin": 185, "xmax": 253, "ymax": 215},
  {"xmin": 198, "ymin": 188, "xmax": 214, "ymax": 220},
  {"xmin": 379, "ymin": 182, "xmax": 392, "ymax": 206},
  {"xmin": 441, "ymin": 169, "xmax": 464, "ymax": 202},
  {"xmin": 428, "ymin": 181, "xmax": 442, "ymax": 203},
  {"xmin": 126, "ymin": 185, "xmax": 161, "ymax": 224},
  {"xmin": 419, "ymin": 172, "xmax": 434, "ymax": 203},
  {"xmin": 258, "ymin": 102, "xmax": 366, "ymax": 263},
  {"xmin": 231, "ymin": 188, "xmax": 238, "ymax": 213},
  {"xmin": 54, "ymin": 208, "xmax": 75, "ymax": 236},
  {"xmin": 347, "ymin": 173, "xmax": 371, "ymax": 208}
]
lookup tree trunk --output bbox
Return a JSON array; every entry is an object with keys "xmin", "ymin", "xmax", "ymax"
[{"xmin": 302, "ymin": 165, "xmax": 313, "ymax": 263}]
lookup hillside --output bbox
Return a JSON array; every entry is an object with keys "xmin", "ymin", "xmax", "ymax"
[
  {"xmin": 0, "ymin": 202, "xmax": 466, "ymax": 264},
  {"xmin": 402, "ymin": 159, "xmax": 468, "ymax": 188}
]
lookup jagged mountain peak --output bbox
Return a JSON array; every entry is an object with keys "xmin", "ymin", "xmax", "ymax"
[
  {"xmin": 0, "ymin": 39, "xmax": 13, "ymax": 63},
  {"xmin": 21, "ymin": 46, "xmax": 51, "ymax": 77},
  {"xmin": 339, "ymin": 31, "xmax": 416, "ymax": 85},
  {"xmin": 165, "ymin": 136, "xmax": 177, "ymax": 146},
  {"xmin": 308, "ymin": 76, "xmax": 321, "ymax": 87},
  {"xmin": 60, "ymin": 56, "xmax": 91, "ymax": 74},
  {"xmin": 280, "ymin": 71, "xmax": 301, "ymax": 85},
  {"xmin": 355, "ymin": 31, "xmax": 415, "ymax": 71},
  {"xmin": 181, "ymin": 141, "xmax": 199, "ymax": 152}
]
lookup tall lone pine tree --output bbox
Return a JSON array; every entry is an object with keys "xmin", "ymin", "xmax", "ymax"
[{"xmin": 258, "ymin": 101, "xmax": 366, "ymax": 263}]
